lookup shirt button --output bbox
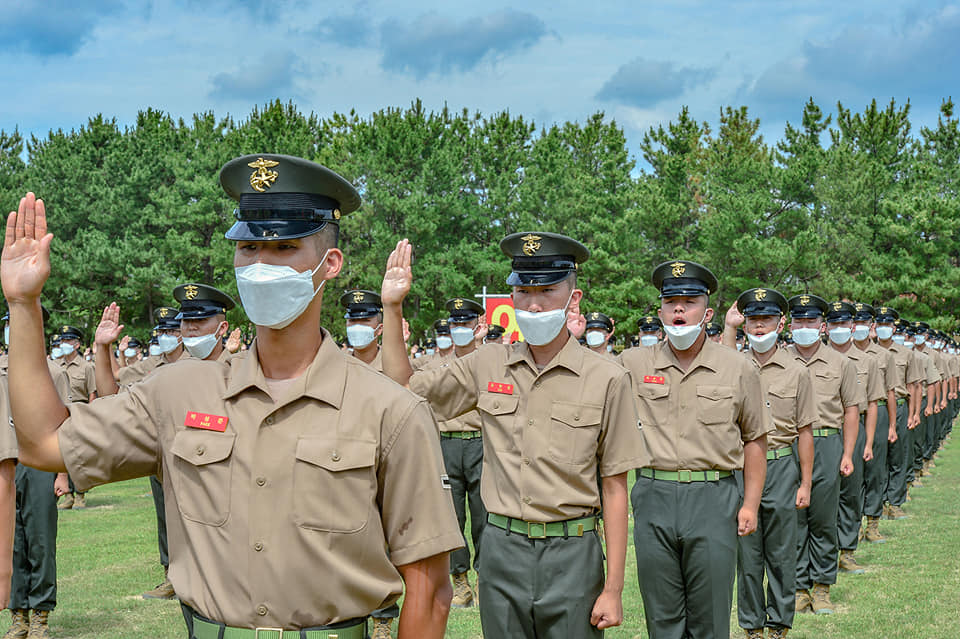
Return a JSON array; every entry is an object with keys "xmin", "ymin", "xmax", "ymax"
[
  {"xmin": 257, "ymin": 605, "xmax": 267, "ymax": 616},
  {"xmin": 256, "ymin": 477, "xmax": 266, "ymax": 487},
  {"xmin": 523, "ymin": 457, "xmax": 530, "ymax": 465},
  {"xmin": 522, "ymin": 496, "xmax": 531, "ymax": 504},
  {"xmin": 265, "ymin": 416, "xmax": 274, "ymax": 425},
  {"xmin": 528, "ymin": 419, "xmax": 534, "ymax": 425},
  {"xmin": 534, "ymin": 381, "xmax": 541, "ymax": 388},
  {"xmin": 331, "ymin": 451, "xmax": 341, "ymax": 462},
  {"xmin": 493, "ymin": 402, "xmax": 500, "ymax": 409},
  {"xmin": 254, "ymin": 542, "xmax": 263, "ymax": 551},
  {"xmin": 196, "ymin": 446, "xmax": 205, "ymax": 456},
  {"xmin": 574, "ymin": 415, "xmax": 580, "ymax": 421}
]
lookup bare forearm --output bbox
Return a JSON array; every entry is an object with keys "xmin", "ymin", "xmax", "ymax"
[
  {"xmin": 600, "ymin": 473, "xmax": 627, "ymax": 593},
  {"xmin": 842, "ymin": 406, "xmax": 859, "ymax": 458},
  {"xmin": 95, "ymin": 347, "xmax": 120, "ymax": 396},
  {"xmin": 865, "ymin": 402, "xmax": 877, "ymax": 448},
  {"xmin": 797, "ymin": 426, "xmax": 814, "ymax": 487},
  {"xmin": 886, "ymin": 390, "xmax": 896, "ymax": 430},
  {"xmin": 382, "ymin": 303, "xmax": 414, "ymax": 387},
  {"xmin": 720, "ymin": 324, "xmax": 737, "ymax": 349},
  {"xmin": 0, "ymin": 460, "xmax": 15, "ymax": 598},
  {"xmin": 8, "ymin": 300, "xmax": 68, "ymax": 471},
  {"xmin": 741, "ymin": 436, "xmax": 766, "ymax": 513},
  {"xmin": 397, "ymin": 553, "xmax": 452, "ymax": 639}
]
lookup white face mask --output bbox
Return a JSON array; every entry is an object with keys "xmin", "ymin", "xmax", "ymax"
[
  {"xmin": 425, "ymin": 348, "xmax": 435, "ymax": 356},
  {"xmin": 876, "ymin": 326, "xmax": 894, "ymax": 341},
  {"xmin": 123, "ymin": 347, "xmax": 137, "ymax": 358},
  {"xmin": 904, "ymin": 340, "xmax": 915, "ymax": 349},
  {"xmin": 585, "ymin": 330, "xmax": 606, "ymax": 347},
  {"xmin": 933, "ymin": 340, "xmax": 942, "ymax": 350},
  {"xmin": 828, "ymin": 326, "xmax": 852, "ymax": 345},
  {"xmin": 51, "ymin": 346, "xmax": 63, "ymax": 359},
  {"xmin": 183, "ymin": 332, "xmax": 221, "ymax": 360},
  {"xmin": 235, "ymin": 251, "xmax": 329, "ymax": 330},
  {"xmin": 450, "ymin": 326, "xmax": 475, "ymax": 347},
  {"xmin": 85, "ymin": 355, "xmax": 92, "ymax": 361},
  {"xmin": 435, "ymin": 335, "xmax": 453, "ymax": 350},
  {"xmin": 149, "ymin": 344, "xmax": 162, "ymax": 356},
  {"xmin": 515, "ymin": 290, "xmax": 574, "ymax": 346},
  {"xmin": 915, "ymin": 335, "xmax": 926, "ymax": 345},
  {"xmin": 892, "ymin": 334, "xmax": 905, "ymax": 345},
  {"xmin": 748, "ymin": 330, "xmax": 778, "ymax": 353},
  {"xmin": 157, "ymin": 333, "xmax": 181, "ymax": 354},
  {"xmin": 606, "ymin": 344, "xmax": 613, "ymax": 352},
  {"xmin": 346, "ymin": 324, "xmax": 378, "ymax": 349},
  {"xmin": 60, "ymin": 343, "xmax": 76, "ymax": 356},
  {"xmin": 852, "ymin": 325, "xmax": 870, "ymax": 341},
  {"xmin": 791, "ymin": 327, "xmax": 821, "ymax": 347},
  {"xmin": 662, "ymin": 309, "xmax": 708, "ymax": 351},
  {"xmin": 3, "ymin": 326, "xmax": 8, "ymax": 346},
  {"xmin": 413, "ymin": 351, "xmax": 422, "ymax": 358},
  {"xmin": 640, "ymin": 334, "xmax": 659, "ymax": 347}
]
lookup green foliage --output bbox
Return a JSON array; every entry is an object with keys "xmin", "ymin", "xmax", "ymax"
[{"xmin": 3, "ymin": 96, "xmax": 960, "ymax": 342}]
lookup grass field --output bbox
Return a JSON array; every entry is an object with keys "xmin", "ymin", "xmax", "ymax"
[{"xmin": 4, "ymin": 437, "xmax": 959, "ymax": 638}]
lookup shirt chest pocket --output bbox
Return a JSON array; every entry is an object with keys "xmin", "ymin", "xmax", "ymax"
[
  {"xmin": 549, "ymin": 401, "xmax": 603, "ymax": 465},
  {"xmin": 171, "ymin": 430, "xmax": 236, "ymax": 527},
  {"xmin": 477, "ymin": 392, "xmax": 520, "ymax": 453},
  {"xmin": 767, "ymin": 384, "xmax": 797, "ymax": 425},
  {"xmin": 636, "ymin": 383, "xmax": 670, "ymax": 428},
  {"xmin": 293, "ymin": 437, "xmax": 377, "ymax": 533},
  {"xmin": 697, "ymin": 385, "xmax": 735, "ymax": 425}
]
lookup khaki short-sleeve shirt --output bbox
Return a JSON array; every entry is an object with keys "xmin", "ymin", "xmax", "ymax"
[
  {"xmin": 787, "ymin": 343, "xmax": 863, "ymax": 428},
  {"xmin": 57, "ymin": 333, "xmax": 462, "ymax": 629},
  {"xmin": 948, "ymin": 354, "xmax": 959, "ymax": 379},
  {"xmin": 914, "ymin": 350, "xmax": 940, "ymax": 387},
  {"xmin": 885, "ymin": 343, "xmax": 922, "ymax": 398},
  {"xmin": 0, "ymin": 355, "xmax": 72, "ymax": 461},
  {"xmin": 864, "ymin": 343, "xmax": 897, "ymax": 394},
  {"xmin": 63, "ymin": 356, "xmax": 97, "ymax": 402},
  {"xmin": 617, "ymin": 339, "xmax": 770, "ymax": 471},
  {"xmin": 842, "ymin": 346, "xmax": 885, "ymax": 413},
  {"xmin": 416, "ymin": 351, "xmax": 482, "ymax": 433},
  {"xmin": 118, "ymin": 351, "xmax": 190, "ymax": 387},
  {"xmin": 409, "ymin": 337, "xmax": 642, "ymax": 522},
  {"xmin": 749, "ymin": 347, "xmax": 818, "ymax": 450}
]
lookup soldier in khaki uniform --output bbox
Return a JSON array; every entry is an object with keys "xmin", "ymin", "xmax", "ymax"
[
  {"xmin": 3, "ymin": 158, "xmax": 462, "ymax": 638},
  {"xmin": 876, "ymin": 308, "xmax": 921, "ymax": 520},
  {"xmin": 434, "ymin": 318, "xmax": 453, "ymax": 359},
  {"xmin": 484, "ymin": 324, "xmax": 506, "ymax": 344},
  {"xmin": 583, "ymin": 312, "xmax": 616, "ymax": 357},
  {"xmin": 620, "ymin": 262, "xmax": 769, "ymax": 639},
  {"xmin": 906, "ymin": 323, "xmax": 940, "ymax": 495},
  {"xmin": 823, "ymin": 302, "xmax": 883, "ymax": 575},
  {"xmin": 637, "ymin": 314, "xmax": 661, "ymax": 347},
  {"xmin": 852, "ymin": 304, "xmax": 898, "ymax": 543},
  {"xmin": 380, "ymin": 232, "xmax": 641, "ymax": 638},
  {"xmin": 920, "ymin": 329, "xmax": 949, "ymax": 474},
  {"xmin": 723, "ymin": 288, "xmax": 817, "ymax": 639},
  {"xmin": 705, "ymin": 319, "xmax": 723, "ymax": 343},
  {"xmin": 54, "ymin": 325, "xmax": 96, "ymax": 510},
  {"xmin": 1, "ymin": 309, "xmax": 71, "ymax": 639},
  {"xmin": 786, "ymin": 295, "xmax": 863, "ymax": 615}
]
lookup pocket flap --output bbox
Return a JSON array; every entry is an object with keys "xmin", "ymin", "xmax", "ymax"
[
  {"xmin": 551, "ymin": 401, "xmax": 602, "ymax": 427},
  {"xmin": 172, "ymin": 430, "xmax": 236, "ymax": 466},
  {"xmin": 477, "ymin": 392, "xmax": 519, "ymax": 415},
  {"xmin": 768, "ymin": 384, "xmax": 797, "ymax": 399},
  {"xmin": 637, "ymin": 383, "xmax": 670, "ymax": 399},
  {"xmin": 295, "ymin": 437, "xmax": 376, "ymax": 472},
  {"xmin": 696, "ymin": 385, "xmax": 734, "ymax": 401}
]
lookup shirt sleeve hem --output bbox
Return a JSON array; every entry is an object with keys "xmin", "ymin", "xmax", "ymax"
[{"xmin": 389, "ymin": 532, "xmax": 465, "ymax": 567}]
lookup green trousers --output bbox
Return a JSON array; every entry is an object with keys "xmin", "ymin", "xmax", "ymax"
[
  {"xmin": 478, "ymin": 521, "xmax": 604, "ymax": 639},
  {"xmin": 796, "ymin": 432, "xmax": 841, "ymax": 589},
  {"xmin": 150, "ymin": 475, "xmax": 168, "ymax": 568},
  {"xmin": 885, "ymin": 402, "xmax": 910, "ymax": 507},
  {"xmin": 632, "ymin": 474, "xmax": 739, "ymax": 639},
  {"xmin": 737, "ymin": 456, "xmax": 799, "ymax": 630},
  {"xmin": 838, "ymin": 417, "xmax": 867, "ymax": 551},
  {"xmin": 863, "ymin": 402, "xmax": 891, "ymax": 518},
  {"xmin": 440, "ymin": 435, "xmax": 486, "ymax": 575},
  {"xmin": 10, "ymin": 465, "xmax": 58, "ymax": 610},
  {"xmin": 908, "ymin": 398, "xmax": 928, "ymax": 481}
]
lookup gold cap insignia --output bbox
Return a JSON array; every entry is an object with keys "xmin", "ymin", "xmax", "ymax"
[
  {"xmin": 248, "ymin": 157, "xmax": 280, "ymax": 193},
  {"xmin": 645, "ymin": 316, "xmax": 653, "ymax": 322},
  {"xmin": 333, "ymin": 209, "xmax": 341, "ymax": 220},
  {"xmin": 591, "ymin": 312, "xmax": 599, "ymax": 319},
  {"xmin": 754, "ymin": 289, "xmax": 766, "ymax": 301},
  {"xmin": 521, "ymin": 234, "xmax": 542, "ymax": 256},
  {"xmin": 833, "ymin": 302, "xmax": 843, "ymax": 311},
  {"xmin": 454, "ymin": 299, "xmax": 464, "ymax": 310},
  {"xmin": 855, "ymin": 303, "xmax": 863, "ymax": 311},
  {"xmin": 671, "ymin": 261, "xmax": 686, "ymax": 277},
  {"xmin": 61, "ymin": 325, "xmax": 68, "ymax": 333},
  {"xmin": 799, "ymin": 295, "xmax": 810, "ymax": 306},
  {"xmin": 439, "ymin": 319, "xmax": 447, "ymax": 326},
  {"xmin": 880, "ymin": 307, "xmax": 888, "ymax": 314},
  {"xmin": 352, "ymin": 291, "xmax": 365, "ymax": 304},
  {"xmin": 158, "ymin": 309, "xmax": 170, "ymax": 318},
  {"xmin": 184, "ymin": 285, "xmax": 199, "ymax": 300}
]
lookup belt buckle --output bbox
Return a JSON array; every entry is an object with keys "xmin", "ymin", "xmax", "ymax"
[
  {"xmin": 527, "ymin": 521, "xmax": 547, "ymax": 538},
  {"xmin": 255, "ymin": 628, "xmax": 283, "ymax": 639},
  {"xmin": 677, "ymin": 469, "xmax": 693, "ymax": 483}
]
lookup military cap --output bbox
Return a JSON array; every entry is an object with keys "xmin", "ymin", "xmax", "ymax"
[
  {"xmin": 433, "ymin": 318, "xmax": 451, "ymax": 335},
  {"xmin": 787, "ymin": 294, "xmax": 829, "ymax": 319},
  {"xmin": 825, "ymin": 301, "xmax": 856, "ymax": 323},
  {"xmin": 446, "ymin": 297, "xmax": 484, "ymax": 321},
  {"xmin": 58, "ymin": 325, "xmax": 84, "ymax": 341},
  {"xmin": 651, "ymin": 260, "xmax": 718, "ymax": 298},
  {"xmin": 154, "ymin": 307, "xmax": 180, "ymax": 330},
  {"xmin": 174, "ymin": 283, "xmax": 237, "ymax": 321},
  {"xmin": 149, "ymin": 328, "xmax": 160, "ymax": 345},
  {"xmin": 2, "ymin": 306, "xmax": 51, "ymax": 324},
  {"xmin": 737, "ymin": 287, "xmax": 788, "ymax": 317},
  {"xmin": 424, "ymin": 338, "xmax": 437, "ymax": 349},
  {"xmin": 485, "ymin": 324, "xmax": 506, "ymax": 341},
  {"xmin": 50, "ymin": 334, "xmax": 61, "ymax": 346},
  {"xmin": 339, "ymin": 290, "xmax": 382, "ymax": 320},
  {"xmin": 904, "ymin": 323, "xmax": 916, "ymax": 336},
  {"xmin": 637, "ymin": 314, "xmax": 662, "ymax": 332},
  {"xmin": 781, "ymin": 331, "xmax": 793, "ymax": 344},
  {"xmin": 499, "ymin": 232, "xmax": 589, "ymax": 286},
  {"xmin": 220, "ymin": 154, "xmax": 361, "ymax": 241},
  {"xmin": 850, "ymin": 303, "xmax": 873, "ymax": 323},
  {"xmin": 585, "ymin": 311, "xmax": 614, "ymax": 333},
  {"xmin": 705, "ymin": 321, "xmax": 722, "ymax": 336},
  {"xmin": 736, "ymin": 327, "xmax": 746, "ymax": 340},
  {"xmin": 875, "ymin": 306, "xmax": 899, "ymax": 323},
  {"xmin": 127, "ymin": 337, "xmax": 143, "ymax": 348},
  {"xmin": 913, "ymin": 321, "xmax": 930, "ymax": 334}
]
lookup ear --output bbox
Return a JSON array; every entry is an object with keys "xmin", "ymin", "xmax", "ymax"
[
  {"xmin": 321, "ymin": 248, "xmax": 344, "ymax": 280},
  {"xmin": 374, "ymin": 323, "xmax": 384, "ymax": 338},
  {"xmin": 569, "ymin": 288, "xmax": 583, "ymax": 307},
  {"xmin": 777, "ymin": 316, "xmax": 786, "ymax": 333},
  {"xmin": 217, "ymin": 320, "xmax": 229, "ymax": 338},
  {"xmin": 704, "ymin": 306, "xmax": 714, "ymax": 323}
]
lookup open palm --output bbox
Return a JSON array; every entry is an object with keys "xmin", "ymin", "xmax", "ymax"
[{"xmin": 1, "ymin": 193, "xmax": 53, "ymax": 303}]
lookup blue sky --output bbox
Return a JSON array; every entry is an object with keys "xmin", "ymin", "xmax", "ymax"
[{"xmin": 3, "ymin": 0, "xmax": 959, "ymax": 167}]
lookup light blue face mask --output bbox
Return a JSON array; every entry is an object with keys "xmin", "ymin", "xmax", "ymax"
[{"xmin": 157, "ymin": 333, "xmax": 181, "ymax": 354}]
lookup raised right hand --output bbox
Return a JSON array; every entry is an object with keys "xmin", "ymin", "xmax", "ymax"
[
  {"xmin": 724, "ymin": 301, "xmax": 744, "ymax": 329},
  {"xmin": 1, "ymin": 193, "xmax": 53, "ymax": 303},
  {"xmin": 95, "ymin": 303, "xmax": 125, "ymax": 346},
  {"xmin": 382, "ymin": 239, "xmax": 412, "ymax": 307}
]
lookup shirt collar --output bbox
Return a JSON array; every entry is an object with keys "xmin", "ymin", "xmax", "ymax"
[
  {"xmin": 223, "ymin": 328, "xmax": 345, "ymax": 408},
  {"xmin": 505, "ymin": 332, "xmax": 584, "ymax": 376},
  {"xmin": 752, "ymin": 346, "xmax": 790, "ymax": 369},
  {"xmin": 653, "ymin": 338, "xmax": 721, "ymax": 374}
]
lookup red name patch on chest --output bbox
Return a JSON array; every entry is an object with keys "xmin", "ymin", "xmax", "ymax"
[
  {"xmin": 643, "ymin": 375, "xmax": 665, "ymax": 385},
  {"xmin": 184, "ymin": 412, "xmax": 229, "ymax": 432},
  {"xmin": 488, "ymin": 382, "xmax": 514, "ymax": 395}
]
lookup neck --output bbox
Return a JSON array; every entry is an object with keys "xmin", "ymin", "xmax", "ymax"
[
  {"xmin": 454, "ymin": 341, "xmax": 476, "ymax": 358},
  {"xmin": 589, "ymin": 344, "xmax": 607, "ymax": 354},
  {"xmin": 752, "ymin": 346, "xmax": 776, "ymax": 365},
  {"xmin": 207, "ymin": 341, "xmax": 224, "ymax": 361},
  {"xmin": 64, "ymin": 350, "xmax": 78, "ymax": 364},
  {"xmin": 794, "ymin": 340, "xmax": 821, "ymax": 361},
  {"xmin": 830, "ymin": 340, "xmax": 852, "ymax": 353},
  {"xmin": 916, "ymin": 344, "xmax": 926, "ymax": 352},
  {"xmin": 352, "ymin": 343, "xmax": 379, "ymax": 364},
  {"xmin": 255, "ymin": 299, "xmax": 324, "ymax": 379},
  {"xmin": 667, "ymin": 330, "xmax": 706, "ymax": 371},
  {"xmin": 528, "ymin": 330, "xmax": 570, "ymax": 367},
  {"xmin": 878, "ymin": 338, "xmax": 893, "ymax": 348},
  {"xmin": 163, "ymin": 344, "xmax": 184, "ymax": 363},
  {"xmin": 438, "ymin": 346, "xmax": 454, "ymax": 358},
  {"xmin": 854, "ymin": 338, "xmax": 871, "ymax": 351}
]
